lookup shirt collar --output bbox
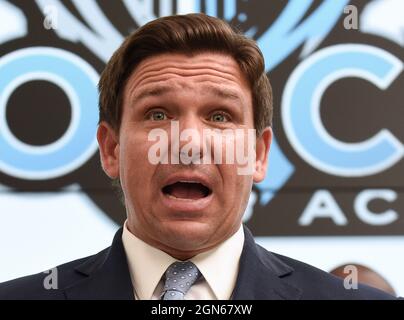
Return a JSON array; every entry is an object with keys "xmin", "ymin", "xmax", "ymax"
[
  {"xmin": 122, "ymin": 221, "xmax": 244, "ymax": 300},
  {"xmin": 190, "ymin": 225, "xmax": 244, "ymax": 299},
  {"xmin": 122, "ymin": 222, "xmax": 177, "ymax": 300}
]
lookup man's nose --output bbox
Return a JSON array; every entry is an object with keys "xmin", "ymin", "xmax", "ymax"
[{"xmin": 175, "ymin": 116, "xmax": 205, "ymax": 164}]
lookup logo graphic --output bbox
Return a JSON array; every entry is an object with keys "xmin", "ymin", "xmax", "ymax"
[{"xmin": 0, "ymin": 0, "xmax": 403, "ymax": 236}]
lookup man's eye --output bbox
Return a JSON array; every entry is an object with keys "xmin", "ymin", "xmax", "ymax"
[
  {"xmin": 210, "ymin": 112, "xmax": 229, "ymax": 122},
  {"xmin": 148, "ymin": 110, "xmax": 167, "ymax": 121}
]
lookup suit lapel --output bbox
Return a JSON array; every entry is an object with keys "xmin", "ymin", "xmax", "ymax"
[
  {"xmin": 231, "ymin": 226, "xmax": 302, "ymax": 300},
  {"xmin": 63, "ymin": 226, "xmax": 301, "ymax": 300},
  {"xmin": 64, "ymin": 228, "xmax": 134, "ymax": 300}
]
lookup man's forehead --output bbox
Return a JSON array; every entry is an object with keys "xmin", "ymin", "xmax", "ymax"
[
  {"xmin": 133, "ymin": 52, "xmax": 241, "ymax": 74},
  {"xmin": 129, "ymin": 82, "xmax": 246, "ymax": 105},
  {"xmin": 124, "ymin": 52, "xmax": 250, "ymax": 99}
]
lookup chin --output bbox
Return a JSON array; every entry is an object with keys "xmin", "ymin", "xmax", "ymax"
[{"xmin": 160, "ymin": 220, "xmax": 216, "ymax": 251}]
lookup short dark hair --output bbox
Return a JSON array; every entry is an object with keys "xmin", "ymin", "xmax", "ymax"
[{"xmin": 98, "ymin": 13, "xmax": 272, "ymax": 135}]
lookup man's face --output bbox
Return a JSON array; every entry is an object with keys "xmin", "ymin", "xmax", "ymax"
[{"xmin": 98, "ymin": 52, "xmax": 271, "ymax": 258}]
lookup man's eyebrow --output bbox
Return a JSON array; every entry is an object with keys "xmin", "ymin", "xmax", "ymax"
[
  {"xmin": 131, "ymin": 86, "xmax": 173, "ymax": 102},
  {"xmin": 131, "ymin": 85, "xmax": 243, "ymax": 103},
  {"xmin": 204, "ymin": 86, "xmax": 243, "ymax": 102}
]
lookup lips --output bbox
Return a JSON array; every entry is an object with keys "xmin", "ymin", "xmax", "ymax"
[
  {"xmin": 159, "ymin": 172, "xmax": 215, "ymax": 212},
  {"xmin": 162, "ymin": 181, "xmax": 211, "ymax": 200},
  {"xmin": 160, "ymin": 173, "xmax": 214, "ymax": 211}
]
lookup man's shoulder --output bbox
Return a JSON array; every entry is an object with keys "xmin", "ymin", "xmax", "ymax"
[
  {"xmin": 0, "ymin": 248, "xmax": 109, "ymax": 300},
  {"xmin": 255, "ymin": 244, "xmax": 396, "ymax": 300}
]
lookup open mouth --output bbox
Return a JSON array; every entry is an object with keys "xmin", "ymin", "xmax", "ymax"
[{"xmin": 162, "ymin": 181, "xmax": 212, "ymax": 200}]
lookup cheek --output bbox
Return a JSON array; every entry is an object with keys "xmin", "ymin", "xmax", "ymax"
[
  {"xmin": 119, "ymin": 134, "xmax": 156, "ymax": 191},
  {"xmin": 220, "ymin": 165, "xmax": 252, "ymax": 200},
  {"xmin": 235, "ymin": 175, "xmax": 253, "ymax": 200}
]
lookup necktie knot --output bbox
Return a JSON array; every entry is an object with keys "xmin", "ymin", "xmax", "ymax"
[{"xmin": 161, "ymin": 261, "xmax": 200, "ymax": 300}]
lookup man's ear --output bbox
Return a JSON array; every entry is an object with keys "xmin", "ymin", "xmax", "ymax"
[
  {"xmin": 253, "ymin": 127, "xmax": 272, "ymax": 183},
  {"xmin": 97, "ymin": 122, "xmax": 119, "ymax": 179}
]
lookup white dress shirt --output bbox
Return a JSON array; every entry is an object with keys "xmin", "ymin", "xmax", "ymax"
[{"xmin": 122, "ymin": 221, "xmax": 244, "ymax": 300}]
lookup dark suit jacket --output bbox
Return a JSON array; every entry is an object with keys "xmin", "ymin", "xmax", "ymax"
[{"xmin": 0, "ymin": 226, "xmax": 397, "ymax": 300}]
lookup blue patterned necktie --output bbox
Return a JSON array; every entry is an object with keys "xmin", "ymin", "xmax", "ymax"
[{"xmin": 161, "ymin": 261, "xmax": 201, "ymax": 300}]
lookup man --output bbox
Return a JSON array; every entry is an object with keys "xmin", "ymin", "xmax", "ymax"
[{"xmin": 0, "ymin": 14, "xmax": 397, "ymax": 300}]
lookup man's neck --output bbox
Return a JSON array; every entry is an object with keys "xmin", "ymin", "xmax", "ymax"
[{"xmin": 126, "ymin": 223, "xmax": 241, "ymax": 260}]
